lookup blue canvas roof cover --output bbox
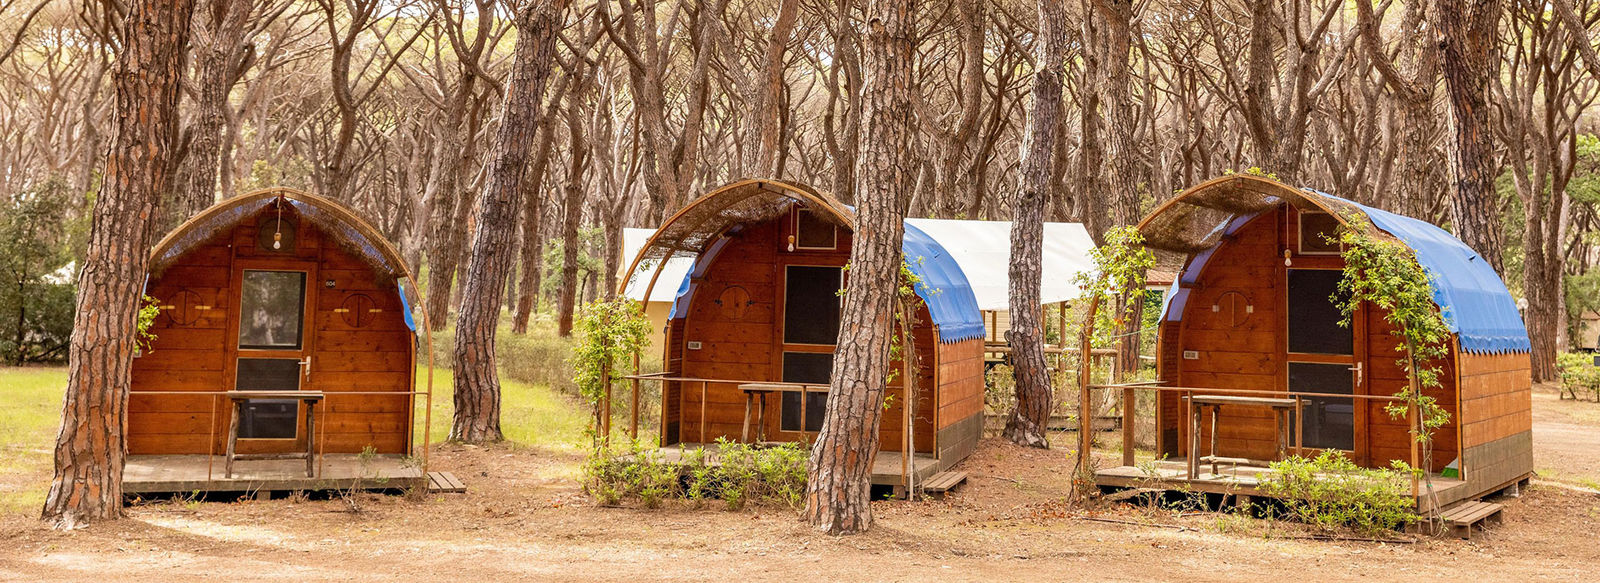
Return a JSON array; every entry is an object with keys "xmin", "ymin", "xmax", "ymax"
[
  {"xmin": 1310, "ymin": 190, "xmax": 1531, "ymax": 354},
  {"xmin": 901, "ymin": 221, "xmax": 986, "ymax": 343}
]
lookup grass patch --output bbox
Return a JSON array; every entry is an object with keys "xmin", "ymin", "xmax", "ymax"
[
  {"xmin": 414, "ymin": 366, "xmax": 590, "ymax": 454},
  {"xmin": 0, "ymin": 366, "xmax": 66, "ymax": 513}
]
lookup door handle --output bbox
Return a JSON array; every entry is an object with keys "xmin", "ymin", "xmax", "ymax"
[
  {"xmin": 1348, "ymin": 362, "xmax": 1363, "ymax": 386},
  {"xmin": 299, "ymin": 356, "xmax": 312, "ymax": 382}
]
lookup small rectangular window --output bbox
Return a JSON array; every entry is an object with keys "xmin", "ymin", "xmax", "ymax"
[
  {"xmin": 780, "ymin": 352, "xmax": 832, "ymax": 432},
  {"xmin": 1299, "ymin": 211, "xmax": 1342, "ymax": 254},
  {"xmin": 796, "ymin": 210, "xmax": 837, "ymax": 250}
]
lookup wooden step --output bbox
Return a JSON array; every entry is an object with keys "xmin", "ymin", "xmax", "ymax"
[
  {"xmin": 1439, "ymin": 501, "xmax": 1503, "ymax": 539},
  {"xmin": 426, "ymin": 471, "xmax": 467, "ymax": 494},
  {"xmin": 922, "ymin": 471, "xmax": 967, "ymax": 494}
]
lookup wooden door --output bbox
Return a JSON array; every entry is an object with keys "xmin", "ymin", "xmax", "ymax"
[
  {"xmin": 227, "ymin": 259, "xmax": 317, "ymax": 454},
  {"xmin": 1285, "ymin": 268, "xmax": 1367, "ymax": 462}
]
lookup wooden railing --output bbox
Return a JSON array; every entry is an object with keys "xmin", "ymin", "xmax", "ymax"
[{"xmin": 1085, "ymin": 381, "xmax": 1422, "ymax": 497}]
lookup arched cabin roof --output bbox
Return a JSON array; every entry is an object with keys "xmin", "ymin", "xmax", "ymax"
[
  {"xmin": 151, "ymin": 187, "xmax": 413, "ymax": 281},
  {"xmin": 621, "ymin": 179, "xmax": 985, "ymax": 343},
  {"xmin": 1146, "ymin": 175, "xmax": 1530, "ymax": 354}
]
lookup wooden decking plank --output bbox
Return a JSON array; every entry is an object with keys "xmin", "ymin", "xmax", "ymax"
[
  {"xmin": 425, "ymin": 471, "xmax": 467, "ymax": 493},
  {"xmin": 922, "ymin": 471, "xmax": 967, "ymax": 493}
]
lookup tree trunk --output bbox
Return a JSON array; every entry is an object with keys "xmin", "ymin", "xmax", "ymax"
[
  {"xmin": 42, "ymin": 0, "xmax": 196, "ymax": 528},
  {"xmin": 1435, "ymin": 0, "xmax": 1506, "ymax": 273},
  {"xmin": 803, "ymin": 0, "xmax": 915, "ymax": 536},
  {"xmin": 556, "ymin": 99, "xmax": 590, "ymax": 337},
  {"xmin": 168, "ymin": 0, "xmax": 250, "ymax": 227},
  {"xmin": 1003, "ymin": 0, "xmax": 1066, "ymax": 449},
  {"xmin": 450, "ymin": 0, "xmax": 571, "ymax": 443}
]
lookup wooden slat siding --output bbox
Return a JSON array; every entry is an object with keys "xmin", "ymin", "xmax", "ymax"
[
  {"xmin": 1362, "ymin": 307, "xmax": 1459, "ymax": 471},
  {"xmin": 1458, "ymin": 351, "xmax": 1532, "ymax": 452},
  {"xmin": 1460, "ymin": 430, "xmax": 1533, "ymax": 502},
  {"xmin": 130, "ymin": 204, "xmax": 415, "ymax": 456},
  {"xmin": 935, "ymin": 337, "xmax": 985, "ymax": 430},
  {"xmin": 1170, "ymin": 210, "xmax": 1285, "ymax": 462},
  {"xmin": 1156, "ymin": 319, "xmax": 1184, "ymax": 454}
]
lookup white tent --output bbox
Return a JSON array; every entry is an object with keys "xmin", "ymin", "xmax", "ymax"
[
  {"xmin": 621, "ymin": 228, "xmax": 696, "ymax": 302},
  {"xmin": 903, "ymin": 218, "xmax": 1096, "ymax": 311}
]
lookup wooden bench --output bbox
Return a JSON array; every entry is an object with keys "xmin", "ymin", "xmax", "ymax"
[{"xmin": 1440, "ymin": 500, "xmax": 1503, "ymax": 540}]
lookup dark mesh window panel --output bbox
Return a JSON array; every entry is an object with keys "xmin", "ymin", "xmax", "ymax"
[
  {"xmin": 235, "ymin": 358, "xmax": 302, "ymax": 391},
  {"xmin": 1290, "ymin": 362, "xmax": 1354, "ymax": 451},
  {"xmin": 796, "ymin": 210, "xmax": 837, "ymax": 249},
  {"xmin": 781, "ymin": 352, "xmax": 832, "ymax": 432},
  {"xmin": 783, "ymin": 266, "xmax": 842, "ymax": 344},
  {"xmin": 239, "ymin": 399, "xmax": 298, "ymax": 439},
  {"xmin": 1287, "ymin": 269, "xmax": 1352, "ymax": 355}
]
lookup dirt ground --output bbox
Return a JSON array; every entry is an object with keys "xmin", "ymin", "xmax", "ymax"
[{"xmin": 2, "ymin": 387, "xmax": 1598, "ymax": 582}]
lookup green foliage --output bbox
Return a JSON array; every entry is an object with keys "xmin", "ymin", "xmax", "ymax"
[
  {"xmin": 582, "ymin": 438, "xmax": 808, "ymax": 510},
  {"xmin": 427, "ymin": 317, "xmax": 578, "ymax": 394},
  {"xmin": 1333, "ymin": 219, "xmax": 1452, "ymax": 441},
  {"xmin": 570, "ymin": 299, "xmax": 652, "ymax": 407},
  {"xmin": 1072, "ymin": 226, "xmax": 1156, "ymax": 347},
  {"xmin": 0, "ymin": 177, "xmax": 88, "ymax": 364},
  {"xmin": 1222, "ymin": 166, "xmax": 1281, "ymax": 181},
  {"xmin": 539, "ymin": 226, "xmax": 606, "ymax": 299},
  {"xmin": 1261, "ymin": 451, "xmax": 1420, "ymax": 535},
  {"xmin": 137, "ymin": 295, "xmax": 160, "ymax": 353},
  {"xmin": 1557, "ymin": 352, "xmax": 1600, "ymax": 401},
  {"xmin": 1565, "ymin": 270, "xmax": 1600, "ymax": 345},
  {"xmin": 888, "ymin": 257, "xmax": 936, "ymax": 385}
]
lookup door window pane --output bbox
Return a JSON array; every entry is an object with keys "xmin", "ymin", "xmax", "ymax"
[
  {"xmin": 1290, "ymin": 362, "xmax": 1354, "ymax": 451},
  {"xmin": 239, "ymin": 270, "xmax": 306, "ymax": 349},
  {"xmin": 781, "ymin": 352, "xmax": 831, "ymax": 432}
]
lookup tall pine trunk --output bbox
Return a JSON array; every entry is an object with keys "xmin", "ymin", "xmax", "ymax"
[
  {"xmin": 803, "ymin": 0, "xmax": 915, "ymax": 535},
  {"xmin": 1003, "ymin": 0, "xmax": 1066, "ymax": 448},
  {"xmin": 1435, "ymin": 0, "xmax": 1506, "ymax": 273},
  {"xmin": 555, "ymin": 98, "xmax": 590, "ymax": 337},
  {"xmin": 42, "ymin": 0, "xmax": 196, "ymax": 528},
  {"xmin": 168, "ymin": 0, "xmax": 250, "ymax": 227},
  {"xmin": 450, "ymin": 0, "xmax": 571, "ymax": 443}
]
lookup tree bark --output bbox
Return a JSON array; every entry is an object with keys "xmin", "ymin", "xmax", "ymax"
[
  {"xmin": 556, "ymin": 93, "xmax": 590, "ymax": 337},
  {"xmin": 168, "ymin": 0, "xmax": 250, "ymax": 227},
  {"xmin": 1435, "ymin": 0, "xmax": 1506, "ymax": 273},
  {"xmin": 1003, "ymin": 0, "xmax": 1066, "ymax": 449},
  {"xmin": 804, "ymin": 0, "xmax": 915, "ymax": 536},
  {"xmin": 42, "ymin": 0, "xmax": 196, "ymax": 528},
  {"xmin": 450, "ymin": 0, "xmax": 571, "ymax": 443}
]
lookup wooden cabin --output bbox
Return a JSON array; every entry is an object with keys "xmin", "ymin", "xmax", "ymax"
[
  {"xmin": 620, "ymin": 179, "xmax": 986, "ymax": 485},
  {"xmin": 125, "ymin": 187, "xmax": 428, "ymax": 494},
  {"xmin": 1094, "ymin": 176, "xmax": 1533, "ymax": 509}
]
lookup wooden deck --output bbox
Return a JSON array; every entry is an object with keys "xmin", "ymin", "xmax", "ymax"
[
  {"xmin": 1094, "ymin": 459, "xmax": 1472, "ymax": 512},
  {"xmin": 644, "ymin": 443, "xmax": 948, "ymax": 487},
  {"xmin": 124, "ymin": 454, "xmax": 426, "ymax": 496}
]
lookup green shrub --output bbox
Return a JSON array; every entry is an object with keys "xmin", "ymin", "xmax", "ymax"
[
  {"xmin": 1558, "ymin": 352, "xmax": 1600, "ymax": 400},
  {"xmin": 582, "ymin": 438, "xmax": 808, "ymax": 510},
  {"xmin": 1260, "ymin": 450, "xmax": 1419, "ymax": 535},
  {"xmin": 425, "ymin": 317, "xmax": 577, "ymax": 394}
]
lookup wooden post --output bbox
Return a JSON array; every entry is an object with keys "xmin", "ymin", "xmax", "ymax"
[
  {"xmin": 630, "ymin": 352, "xmax": 641, "ymax": 439},
  {"xmin": 1076, "ymin": 292, "xmax": 1104, "ymax": 487},
  {"xmin": 600, "ymin": 360, "xmax": 612, "ymax": 445},
  {"xmin": 1409, "ymin": 400, "xmax": 1421, "ymax": 499},
  {"xmin": 1121, "ymin": 386, "xmax": 1136, "ymax": 467},
  {"xmin": 699, "ymin": 380, "xmax": 708, "ymax": 444}
]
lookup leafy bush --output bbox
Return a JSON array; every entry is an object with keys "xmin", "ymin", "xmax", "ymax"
[
  {"xmin": 583, "ymin": 438, "xmax": 808, "ymax": 510},
  {"xmin": 1260, "ymin": 450, "xmax": 1419, "ymax": 535},
  {"xmin": 1558, "ymin": 352, "xmax": 1600, "ymax": 401}
]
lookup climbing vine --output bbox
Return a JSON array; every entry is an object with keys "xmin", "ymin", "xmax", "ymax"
[
  {"xmin": 1072, "ymin": 226, "xmax": 1157, "ymax": 347},
  {"xmin": 571, "ymin": 299, "xmax": 652, "ymax": 440},
  {"xmin": 136, "ymin": 295, "xmax": 160, "ymax": 353},
  {"xmin": 1332, "ymin": 217, "xmax": 1453, "ymax": 442}
]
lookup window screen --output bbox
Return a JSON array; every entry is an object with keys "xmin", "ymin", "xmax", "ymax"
[
  {"xmin": 1289, "ymin": 362, "xmax": 1354, "ymax": 450},
  {"xmin": 796, "ymin": 210, "xmax": 837, "ymax": 249},
  {"xmin": 1287, "ymin": 269, "xmax": 1352, "ymax": 355},
  {"xmin": 783, "ymin": 266, "xmax": 842, "ymax": 344},
  {"xmin": 1299, "ymin": 211, "xmax": 1341, "ymax": 254},
  {"xmin": 239, "ymin": 399, "xmax": 298, "ymax": 439},
  {"xmin": 781, "ymin": 352, "xmax": 831, "ymax": 432},
  {"xmin": 236, "ymin": 358, "xmax": 302, "ymax": 391},
  {"xmin": 239, "ymin": 270, "xmax": 307, "ymax": 349}
]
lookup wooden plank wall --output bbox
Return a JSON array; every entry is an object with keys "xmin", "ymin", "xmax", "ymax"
[
  {"xmin": 1458, "ymin": 350, "xmax": 1533, "ymax": 493},
  {"xmin": 1165, "ymin": 209, "xmax": 1286, "ymax": 461},
  {"xmin": 672, "ymin": 213, "xmax": 942, "ymax": 452},
  {"xmin": 1157, "ymin": 205, "xmax": 1469, "ymax": 472},
  {"xmin": 131, "ymin": 204, "xmax": 414, "ymax": 456}
]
